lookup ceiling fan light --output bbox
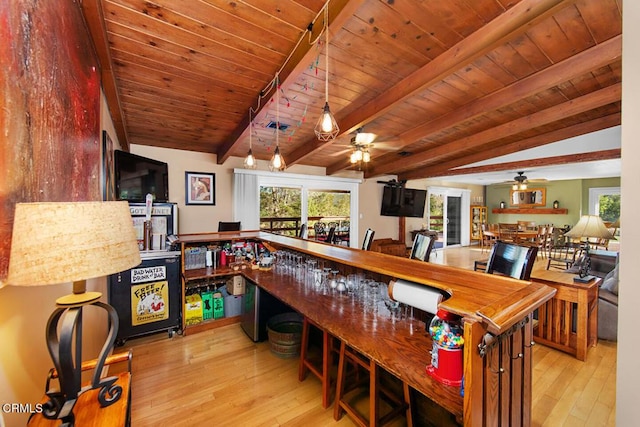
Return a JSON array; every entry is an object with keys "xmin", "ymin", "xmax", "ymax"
[
  {"xmin": 519, "ymin": 183, "xmax": 527, "ymax": 190},
  {"xmin": 354, "ymin": 148, "xmax": 363, "ymax": 161},
  {"xmin": 363, "ymin": 150, "xmax": 371, "ymax": 163},
  {"xmin": 355, "ymin": 131, "xmax": 376, "ymax": 145},
  {"xmin": 512, "ymin": 183, "xmax": 518, "ymax": 191}
]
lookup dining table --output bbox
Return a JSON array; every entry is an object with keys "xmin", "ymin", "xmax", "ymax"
[{"xmin": 482, "ymin": 229, "xmax": 539, "ymax": 243}]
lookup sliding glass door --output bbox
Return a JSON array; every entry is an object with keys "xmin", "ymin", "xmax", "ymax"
[
  {"xmin": 427, "ymin": 187, "xmax": 471, "ymax": 249},
  {"xmin": 446, "ymin": 195, "xmax": 462, "ymax": 246}
]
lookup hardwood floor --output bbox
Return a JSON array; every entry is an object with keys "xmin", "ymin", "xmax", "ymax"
[{"xmin": 120, "ymin": 245, "xmax": 616, "ymax": 426}]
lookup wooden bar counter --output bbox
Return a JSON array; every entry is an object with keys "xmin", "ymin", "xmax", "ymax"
[{"xmin": 178, "ymin": 232, "xmax": 556, "ymax": 426}]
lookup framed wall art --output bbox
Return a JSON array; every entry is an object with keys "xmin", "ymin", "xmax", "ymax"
[
  {"xmin": 102, "ymin": 130, "xmax": 116, "ymax": 201},
  {"xmin": 185, "ymin": 171, "xmax": 215, "ymax": 205}
]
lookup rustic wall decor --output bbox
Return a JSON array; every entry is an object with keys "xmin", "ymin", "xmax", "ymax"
[{"xmin": 0, "ymin": 0, "xmax": 101, "ymax": 283}]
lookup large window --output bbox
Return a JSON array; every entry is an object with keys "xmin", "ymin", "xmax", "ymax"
[
  {"xmin": 234, "ymin": 169, "xmax": 360, "ymax": 246},
  {"xmin": 589, "ymin": 187, "xmax": 620, "ymax": 223},
  {"xmin": 259, "ymin": 187, "xmax": 301, "ymax": 236}
]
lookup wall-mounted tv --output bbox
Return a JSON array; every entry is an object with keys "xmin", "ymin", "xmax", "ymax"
[
  {"xmin": 114, "ymin": 150, "xmax": 169, "ymax": 202},
  {"xmin": 380, "ymin": 186, "xmax": 427, "ymax": 218}
]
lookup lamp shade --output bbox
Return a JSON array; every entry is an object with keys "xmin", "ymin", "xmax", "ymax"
[
  {"xmin": 7, "ymin": 201, "xmax": 141, "ymax": 286},
  {"xmin": 564, "ymin": 215, "xmax": 615, "ymax": 240}
]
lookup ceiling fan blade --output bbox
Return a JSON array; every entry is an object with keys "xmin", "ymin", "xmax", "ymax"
[{"xmin": 328, "ymin": 147, "xmax": 353, "ymax": 157}]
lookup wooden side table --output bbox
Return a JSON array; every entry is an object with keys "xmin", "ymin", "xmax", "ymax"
[
  {"xmin": 28, "ymin": 352, "xmax": 132, "ymax": 427},
  {"xmin": 28, "ymin": 371, "xmax": 131, "ymax": 426},
  {"xmin": 530, "ymin": 269, "xmax": 600, "ymax": 361}
]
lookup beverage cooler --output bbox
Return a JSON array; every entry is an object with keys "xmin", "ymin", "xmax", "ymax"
[
  {"xmin": 108, "ymin": 201, "xmax": 181, "ymax": 345},
  {"xmin": 241, "ymin": 280, "xmax": 291, "ymax": 342},
  {"xmin": 109, "ymin": 251, "xmax": 182, "ymax": 345}
]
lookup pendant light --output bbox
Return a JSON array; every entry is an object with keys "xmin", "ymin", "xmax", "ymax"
[
  {"xmin": 269, "ymin": 74, "xmax": 286, "ymax": 171},
  {"xmin": 243, "ymin": 108, "xmax": 257, "ymax": 169},
  {"xmin": 314, "ymin": 4, "xmax": 339, "ymax": 141}
]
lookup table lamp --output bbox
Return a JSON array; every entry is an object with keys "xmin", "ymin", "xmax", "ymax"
[
  {"xmin": 6, "ymin": 201, "xmax": 141, "ymax": 426},
  {"xmin": 564, "ymin": 215, "xmax": 614, "ymax": 282}
]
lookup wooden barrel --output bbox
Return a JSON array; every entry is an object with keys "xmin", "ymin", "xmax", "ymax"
[{"xmin": 266, "ymin": 312, "xmax": 303, "ymax": 358}]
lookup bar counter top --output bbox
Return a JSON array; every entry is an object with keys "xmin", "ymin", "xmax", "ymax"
[{"xmin": 179, "ymin": 231, "xmax": 555, "ymax": 335}]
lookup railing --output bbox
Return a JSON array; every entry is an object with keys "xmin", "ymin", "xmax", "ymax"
[
  {"xmin": 429, "ymin": 215, "xmax": 444, "ymax": 232},
  {"xmin": 260, "ymin": 216, "xmax": 349, "ymax": 238}
]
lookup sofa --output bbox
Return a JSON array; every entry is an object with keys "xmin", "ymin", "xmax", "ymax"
[
  {"xmin": 566, "ymin": 250, "xmax": 618, "ymax": 341},
  {"xmin": 597, "ymin": 263, "xmax": 619, "ymax": 341}
]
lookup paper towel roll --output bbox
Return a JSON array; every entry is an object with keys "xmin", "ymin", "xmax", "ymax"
[{"xmin": 388, "ymin": 279, "xmax": 443, "ymax": 315}]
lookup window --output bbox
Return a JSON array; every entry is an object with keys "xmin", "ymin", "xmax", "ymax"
[
  {"xmin": 589, "ymin": 187, "xmax": 620, "ymax": 222},
  {"xmin": 234, "ymin": 169, "xmax": 360, "ymax": 246},
  {"xmin": 259, "ymin": 186, "xmax": 301, "ymax": 236}
]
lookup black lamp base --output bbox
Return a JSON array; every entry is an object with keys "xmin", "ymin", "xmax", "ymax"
[
  {"xmin": 42, "ymin": 299, "xmax": 120, "ymax": 426},
  {"xmin": 573, "ymin": 274, "xmax": 595, "ymax": 283}
]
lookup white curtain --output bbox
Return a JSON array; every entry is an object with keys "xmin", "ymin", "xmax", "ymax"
[{"xmin": 233, "ymin": 172, "xmax": 259, "ymax": 230}]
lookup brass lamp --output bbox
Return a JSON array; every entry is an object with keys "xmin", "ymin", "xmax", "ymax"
[
  {"xmin": 7, "ymin": 201, "xmax": 141, "ymax": 425},
  {"xmin": 564, "ymin": 215, "xmax": 614, "ymax": 282}
]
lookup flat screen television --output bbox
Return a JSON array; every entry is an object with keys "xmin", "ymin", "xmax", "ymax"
[
  {"xmin": 380, "ymin": 186, "xmax": 427, "ymax": 218},
  {"xmin": 114, "ymin": 150, "xmax": 169, "ymax": 202}
]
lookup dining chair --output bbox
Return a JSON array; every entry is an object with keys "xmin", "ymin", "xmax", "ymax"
[
  {"xmin": 325, "ymin": 226, "xmax": 336, "ymax": 245},
  {"xmin": 480, "ymin": 223, "xmax": 497, "ymax": 253},
  {"xmin": 361, "ymin": 228, "xmax": 375, "ymax": 251},
  {"xmin": 517, "ymin": 220, "xmax": 537, "ymax": 231},
  {"xmin": 485, "ymin": 241, "xmax": 538, "ymax": 280},
  {"xmin": 313, "ymin": 222, "xmax": 326, "ymax": 241},
  {"xmin": 498, "ymin": 223, "xmax": 519, "ymax": 244},
  {"xmin": 409, "ymin": 232, "xmax": 436, "ymax": 262},
  {"xmin": 547, "ymin": 228, "xmax": 584, "ymax": 270}
]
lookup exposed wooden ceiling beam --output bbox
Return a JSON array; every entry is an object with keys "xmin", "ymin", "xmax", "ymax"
[
  {"xmin": 418, "ymin": 149, "xmax": 621, "ymax": 180},
  {"xmin": 398, "ymin": 113, "xmax": 621, "ymax": 180},
  {"xmin": 215, "ymin": 0, "xmax": 364, "ymax": 164},
  {"xmin": 366, "ymin": 83, "xmax": 621, "ymax": 177},
  {"xmin": 326, "ymin": 35, "xmax": 621, "ymax": 175},
  {"xmin": 286, "ymin": 0, "xmax": 572, "ymax": 167},
  {"xmin": 80, "ymin": 0, "xmax": 130, "ymax": 150}
]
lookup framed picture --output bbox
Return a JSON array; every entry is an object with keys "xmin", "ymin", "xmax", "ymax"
[
  {"xmin": 185, "ymin": 171, "xmax": 215, "ymax": 205},
  {"xmin": 102, "ymin": 130, "xmax": 116, "ymax": 201}
]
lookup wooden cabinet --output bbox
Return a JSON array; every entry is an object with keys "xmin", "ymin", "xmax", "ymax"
[
  {"xmin": 178, "ymin": 232, "xmax": 262, "ymax": 335},
  {"xmin": 470, "ymin": 205, "xmax": 487, "ymax": 241}
]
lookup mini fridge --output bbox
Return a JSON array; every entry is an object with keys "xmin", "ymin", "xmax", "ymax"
[
  {"xmin": 241, "ymin": 280, "xmax": 291, "ymax": 342},
  {"xmin": 108, "ymin": 251, "xmax": 181, "ymax": 345}
]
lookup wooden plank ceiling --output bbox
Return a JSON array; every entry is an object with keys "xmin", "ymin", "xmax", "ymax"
[{"xmin": 81, "ymin": 0, "xmax": 622, "ymax": 181}]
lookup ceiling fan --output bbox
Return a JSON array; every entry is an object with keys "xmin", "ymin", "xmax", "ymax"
[
  {"xmin": 328, "ymin": 128, "xmax": 397, "ymax": 163},
  {"xmin": 506, "ymin": 171, "xmax": 547, "ymax": 190}
]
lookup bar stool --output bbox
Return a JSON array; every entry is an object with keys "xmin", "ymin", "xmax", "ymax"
[
  {"xmin": 298, "ymin": 317, "xmax": 334, "ymax": 408},
  {"xmin": 333, "ymin": 340, "xmax": 413, "ymax": 427}
]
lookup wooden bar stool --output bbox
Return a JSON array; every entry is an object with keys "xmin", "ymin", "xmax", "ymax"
[
  {"xmin": 298, "ymin": 317, "xmax": 334, "ymax": 408},
  {"xmin": 333, "ymin": 340, "xmax": 413, "ymax": 427}
]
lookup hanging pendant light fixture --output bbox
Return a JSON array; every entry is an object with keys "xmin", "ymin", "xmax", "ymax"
[
  {"xmin": 314, "ymin": 4, "xmax": 339, "ymax": 141},
  {"xmin": 243, "ymin": 108, "xmax": 257, "ymax": 169},
  {"xmin": 269, "ymin": 73, "xmax": 286, "ymax": 171}
]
